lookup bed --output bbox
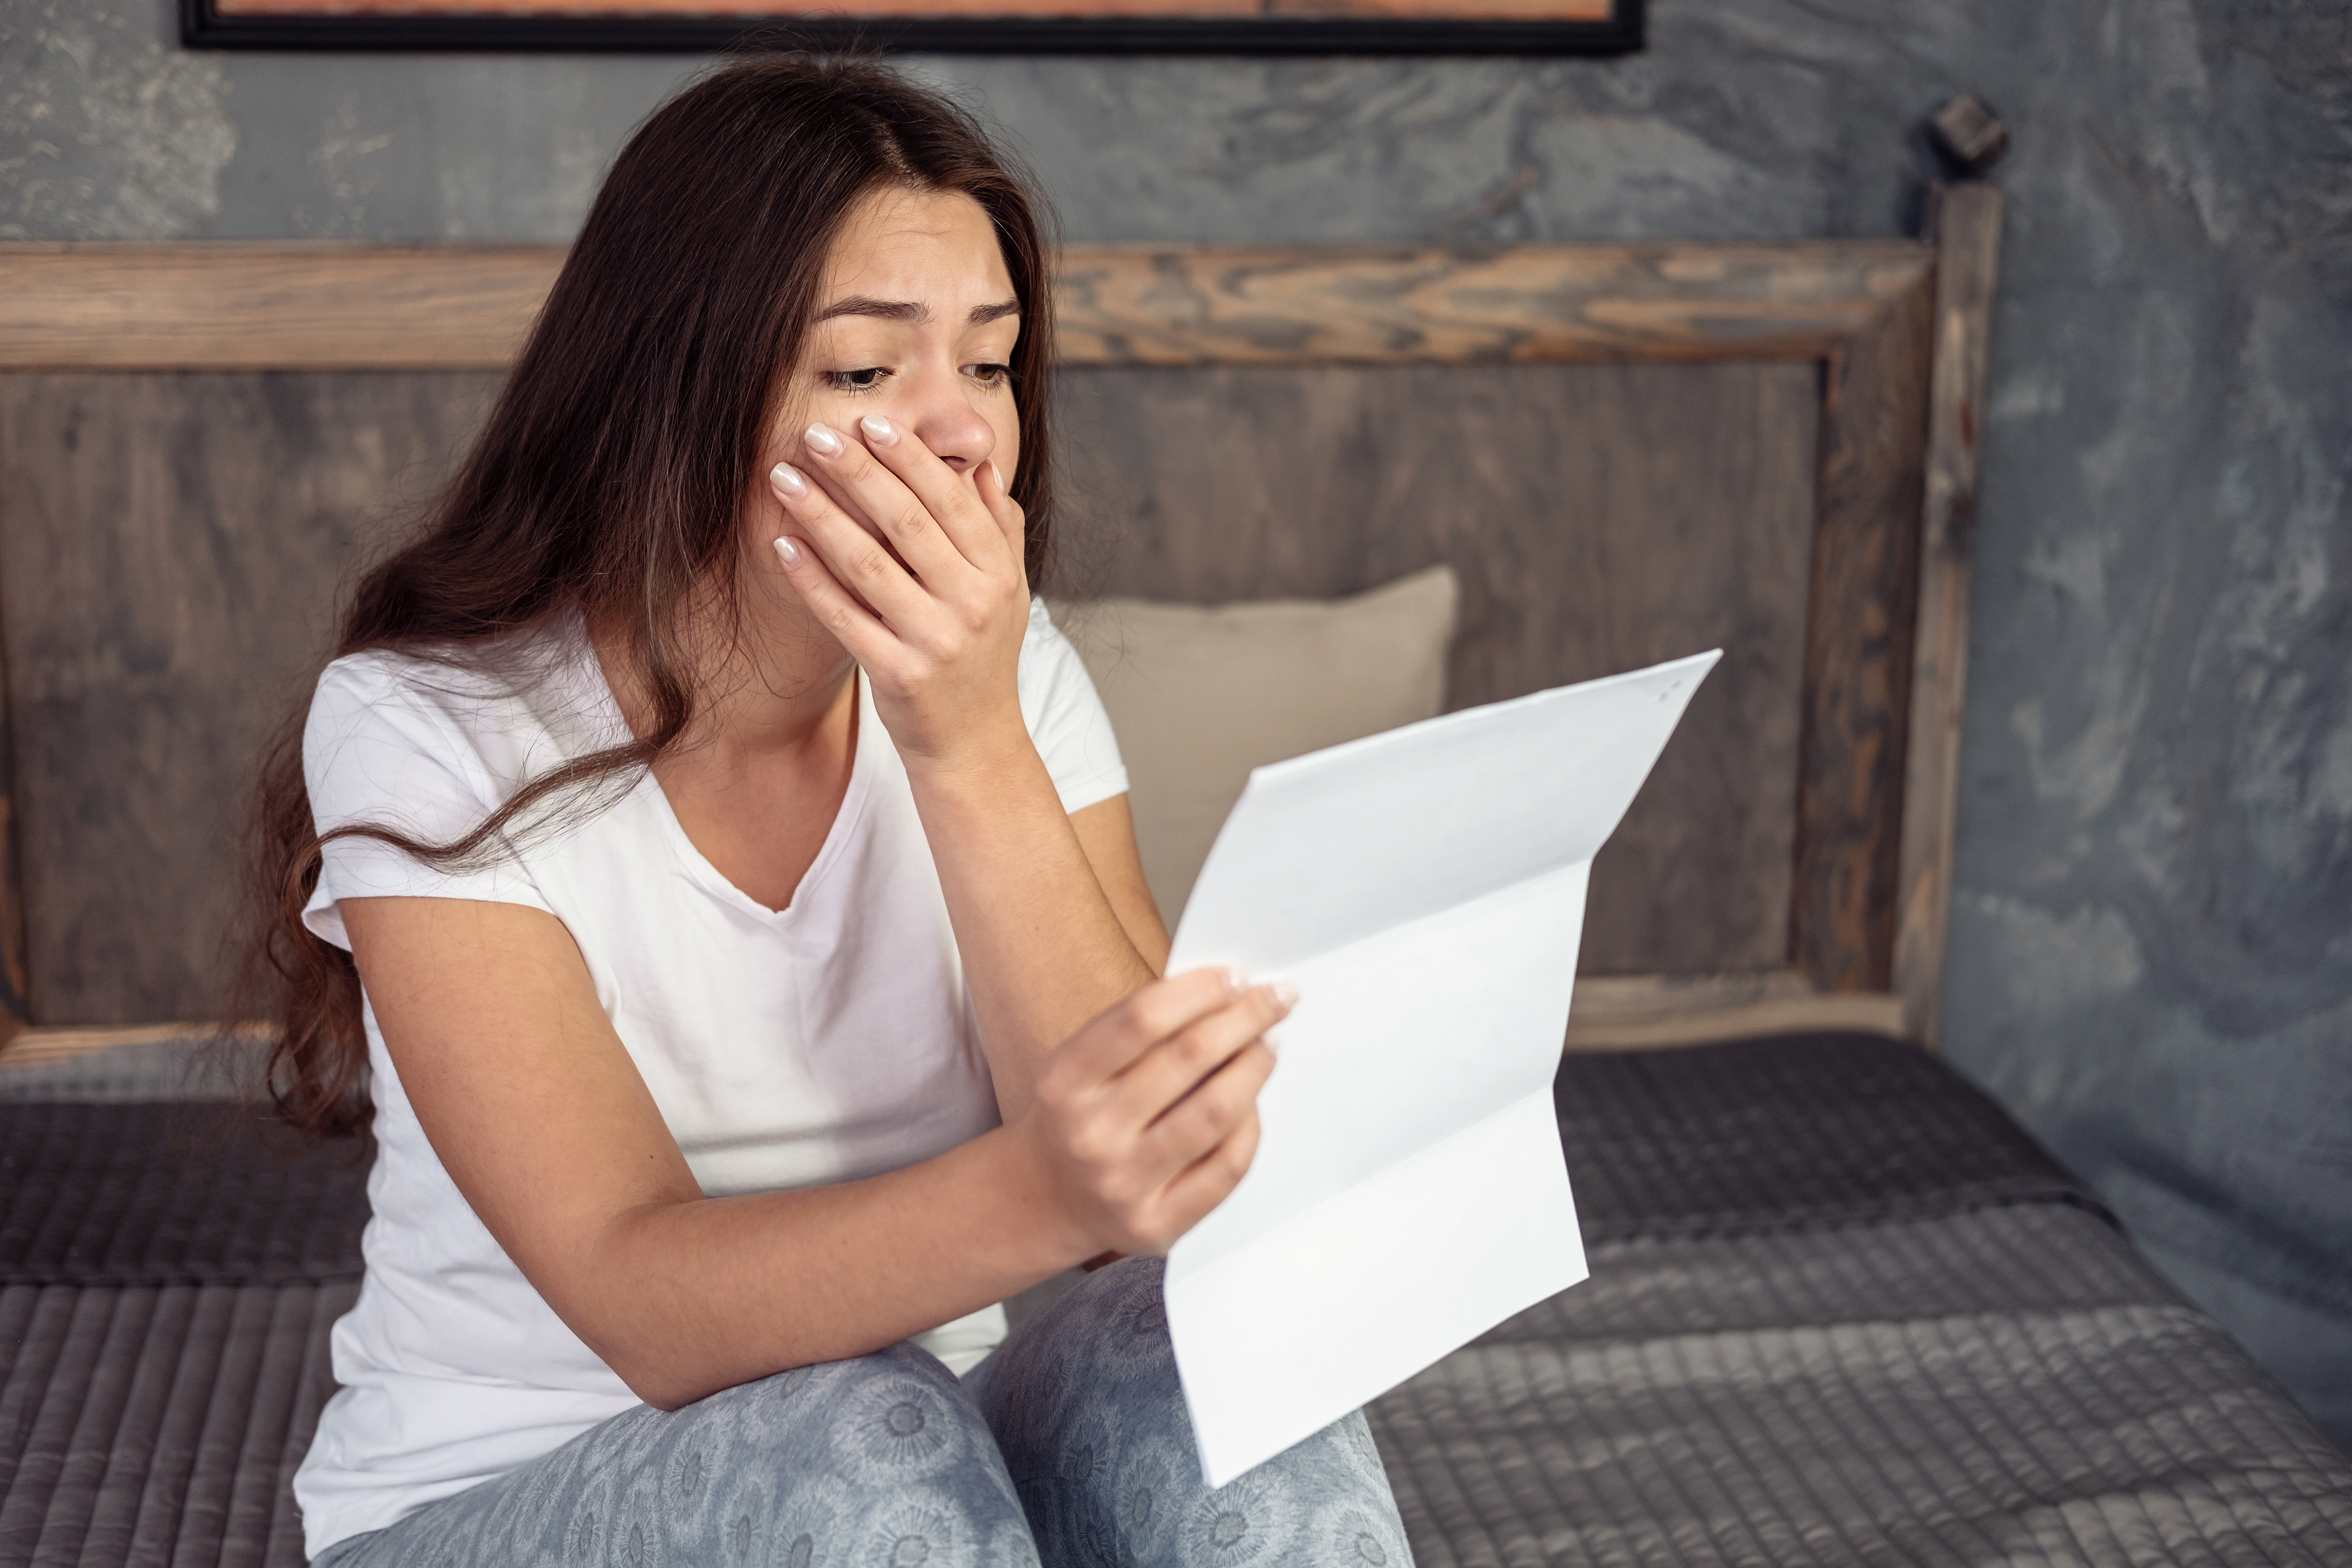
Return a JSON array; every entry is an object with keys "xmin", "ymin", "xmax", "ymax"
[
  {"xmin": 7, "ymin": 1033, "xmax": 2347, "ymax": 1565},
  {"xmin": 2, "ymin": 176, "xmax": 2348, "ymax": 1566}
]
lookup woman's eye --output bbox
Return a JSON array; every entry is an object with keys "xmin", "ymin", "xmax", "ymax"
[
  {"xmin": 966, "ymin": 362, "xmax": 1014, "ymax": 387},
  {"xmin": 824, "ymin": 368, "xmax": 889, "ymax": 392}
]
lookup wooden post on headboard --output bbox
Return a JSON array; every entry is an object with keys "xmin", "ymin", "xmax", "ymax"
[
  {"xmin": 1894, "ymin": 183, "xmax": 2004, "ymax": 1048},
  {"xmin": 0, "ymin": 641, "xmax": 28, "ymax": 1044}
]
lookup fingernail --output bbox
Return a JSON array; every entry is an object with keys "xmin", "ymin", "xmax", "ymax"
[
  {"xmin": 988, "ymin": 459, "xmax": 1004, "ymax": 489},
  {"xmin": 773, "ymin": 536, "xmax": 802, "ymax": 569},
  {"xmin": 770, "ymin": 462, "xmax": 807, "ymax": 498},
  {"xmin": 804, "ymin": 423, "xmax": 844, "ymax": 457},
  {"xmin": 859, "ymin": 414, "xmax": 898, "ymax": 447},
  {"xmin": 1262, "ymin": 1029, "xmax": 1284, "ymax": 1057},
  {"xmin": 1267, "ymin": 981, "xmax": 1300, "ymax": 1011},
  {"xmin": 1223, "ymin": 967, "xmax": 1248, "ymax": 995}
]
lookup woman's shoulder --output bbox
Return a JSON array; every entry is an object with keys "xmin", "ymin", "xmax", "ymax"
[
  {"xmin": 308, "ymin": 619, "xmax": 615, "ymax": 774},
  {"xmin": 1016, "ymin": 597, "xmax": 1130, "ymax": 813},
  {"xmin": 315, "ymin": 643, "xmax": 495, "ymax": 710}
]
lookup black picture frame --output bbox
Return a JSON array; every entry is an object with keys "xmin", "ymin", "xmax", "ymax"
[{"xmin": 180, "ymin": 0, "xmax": 1642, "ymax": 56}]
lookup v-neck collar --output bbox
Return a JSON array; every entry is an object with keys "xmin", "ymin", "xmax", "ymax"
[{"xmin": 583, "ymin": 648, "xmax": 878, "ymax": 927}]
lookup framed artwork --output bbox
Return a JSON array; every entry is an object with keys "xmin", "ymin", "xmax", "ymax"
[{"xmin": 181, "ymin": 0, "xmax": 1642, "ymax": 55}]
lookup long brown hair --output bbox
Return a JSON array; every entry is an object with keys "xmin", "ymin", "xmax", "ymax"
[{"xmin": 235, "ymin": 53, "xmax": 1060, "ymax": 1139}]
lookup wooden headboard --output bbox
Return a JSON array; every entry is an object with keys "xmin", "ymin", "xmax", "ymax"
[{"xmin": 0, "ymin": 187, "xmax": 1999, "ymax": 1067}]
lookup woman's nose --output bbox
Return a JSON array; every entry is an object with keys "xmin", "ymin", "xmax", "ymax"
[{"xmin": 897, "ymin": 370, "xmax": 996, "ymax": 474}]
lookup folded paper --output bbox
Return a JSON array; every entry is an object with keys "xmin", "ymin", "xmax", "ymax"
[{"xmin": 1164, "ymin": 649, "xmax": 1721, "ymax": 1486}]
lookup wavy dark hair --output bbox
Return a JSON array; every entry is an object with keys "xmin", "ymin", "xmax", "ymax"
[{"xmin": 234, "ymin": 53, "xmax": 1059, "ymax": 1139}]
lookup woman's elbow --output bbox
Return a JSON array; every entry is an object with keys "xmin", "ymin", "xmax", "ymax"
[
  {"xmin": 535, "ymin": 1211, "xmax": 732, "ymax": 1410},
  {"xmin": 587, "ymin": 1328, "xmax": 730, "ymax": 1412},
  {"xmin": 619, "ymin": 1367, "xmax": 707, "ymax": 1413}
]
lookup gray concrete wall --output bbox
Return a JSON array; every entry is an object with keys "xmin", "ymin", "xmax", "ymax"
[{"xmin": 4, "ymin": 0, "xmax": 2348, "ymax": 1446}]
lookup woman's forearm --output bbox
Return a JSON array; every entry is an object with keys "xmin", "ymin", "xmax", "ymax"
[
  {"xmin": 579, "ymin": 1126, "xmax": 1079, "ymax": 1409},
  {"xmin": 903, "ymin": 735, "xmax": 1157, "ymax": 1119}
]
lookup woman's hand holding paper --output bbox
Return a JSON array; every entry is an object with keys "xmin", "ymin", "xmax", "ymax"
[{"xmin": 1008, "ymin": 967, "xmax": 1290, "ymax": 1262}]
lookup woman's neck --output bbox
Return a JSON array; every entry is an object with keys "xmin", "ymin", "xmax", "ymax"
[
  {"xmin": 599, "ymin": 582, "xmax": 865, "ymax": 913},
  {"xmin": 595, "ymin": 579, "xmax": 858, "ymax": 762}
]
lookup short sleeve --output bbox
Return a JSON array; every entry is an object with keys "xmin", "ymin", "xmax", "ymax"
[
  {"xmin": 301, "ymin": 657, "xmax": 555, "ymax": 951},
  {"xmin": 1017, "ymin": 600, "xmax": 1130, "ymax": 814}
]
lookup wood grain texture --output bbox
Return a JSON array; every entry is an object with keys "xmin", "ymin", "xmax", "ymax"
[
  {"xmin": 1791, "ymin": 270, "xmax": 1936, "ymax": 992},
  {"xmin": 0, "ymin": 662, "xmax": 25, "ymax": 1043},
  {"xmin": 1055, "ymin": 243, "xmax": 1932, "ymax": 365},
  {"xmin": 0, "ymin": 246, "xmax": 561, "ymax": 370},
  {"xmin": 1563, "ymin": 969, "xmax": 1906, "ymax": 1050},
  {"xmin": 0, "ymin": 1021, "xmax": 268, "ymax": 1073},
  {"xmin": 0, "ymin": 372, "xmax": 498, "ymax": 1023},
  {"xmin": 1056, "ymin": 359, "xmax": 1816, "ymax": 976},
  {"xmin": 1895, "ymin": 185, "xmax": 2003, "ymax": 1048},
  {"xmin": 0, "ymin": 242, "xmax": 1931, "ymax": 371}
]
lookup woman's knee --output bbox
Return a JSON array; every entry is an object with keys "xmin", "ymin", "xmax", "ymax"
[
  {"xmin": 972, "ymin": 1261, "xmax": 1176, "ymax": 1450},
  {"xmin": 1002, "ymin": 1260, "xmax": 1176, "ymax": 1387},
  {"xmin": 971, "ymin": 1265, "xmax": 1417, "ymax": 1568},
  {"xmin": 689, "ymin": 1345, "xmax": 1033, "ymax": 1563}
]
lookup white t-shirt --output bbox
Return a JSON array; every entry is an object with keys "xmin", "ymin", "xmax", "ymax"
[{"xmin": 292, "ymin": 603, "xmax": 1128, "ymax": 1558}]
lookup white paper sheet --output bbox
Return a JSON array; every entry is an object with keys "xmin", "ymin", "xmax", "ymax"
[{"xmin": 1163, "ymin": 649, "xmax": 1721, "ymax": 1487}]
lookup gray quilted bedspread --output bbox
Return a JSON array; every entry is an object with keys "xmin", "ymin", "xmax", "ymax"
[
  {"xmin": 0, "ymin": 1280, "xmax": 354, "ymax": 1567},
  {"xmin": 4, "ymin": 1034, "xmax": 2348, "ymax": 1567},
  {"xmin": 1369, "ymin": 1204, "xmax": 2352, "ymax": 1567}
]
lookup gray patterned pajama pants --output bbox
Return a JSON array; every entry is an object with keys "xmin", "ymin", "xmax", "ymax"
[{"xmin": 310, "ymin": 1259, "xmax": 1412, "ymax": 1568}]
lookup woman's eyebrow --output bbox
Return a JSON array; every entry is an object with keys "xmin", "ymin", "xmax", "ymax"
[
  {"xmin": 815, "ymin": 297, "xmax": 1022, "ymax": 325},
  {"xmin": 819, "ymin": 296, "xmax": 922, "ymax": 322}
]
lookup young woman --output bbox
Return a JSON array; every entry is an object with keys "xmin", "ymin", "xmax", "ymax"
[{"xmin": 245, "ymin": 53, "xmax": 1414, "ymax": 1568}]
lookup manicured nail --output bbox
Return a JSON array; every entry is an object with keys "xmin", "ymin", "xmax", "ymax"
[
  {"xmin": 1223, "ymin": 967, "xmax": 1249, "ymax": 994},
  {"xmin": 1262, "ymin": 1029, "xmax": 1284, "ymax": 1057},
  {"xmin": 1266, "ymin": 981, "xmax": 1300, "ymax": 1011},
  {"xmin": 859, "ymin": 414, "xmax": 898, "ymax": 447},
  {"xmin": 770, "ymin": 462, "xmax": 807, "ymax": 499},
  {"xmin": 804, "ymin": 423, "xmax": 844, "ymax": 457},
  {"xmin": 772, "ymin": 535, "xmax": 803, "ymax": 569},
  {"xmin": 987, "ymin": 460, "xmax": 1003, "ymax": 489}
]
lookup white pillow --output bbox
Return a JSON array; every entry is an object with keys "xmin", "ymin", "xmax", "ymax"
[{"xmin": 1055, "ymin": 565, "xmax": 1460, "ymax": 924}]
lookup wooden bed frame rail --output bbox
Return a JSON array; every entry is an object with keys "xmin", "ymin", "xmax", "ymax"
[{"xmin": 0, "ymin": 191, "xmax": 1998, "ymax": 1068}]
